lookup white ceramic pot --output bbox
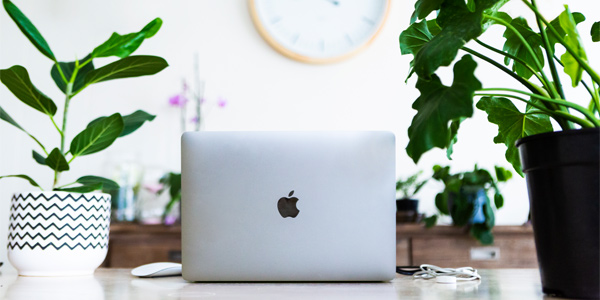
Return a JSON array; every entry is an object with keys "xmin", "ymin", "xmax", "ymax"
[{"xmin": 7, "ymin": 191, "xmax": 111, "ymax": 276}]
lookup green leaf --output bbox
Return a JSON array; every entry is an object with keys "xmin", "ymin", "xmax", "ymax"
[
  {"xmin": 413, "ymin": 0, "xmax": 507, "ymax": 78},
  {"xmin": 400, "ymin": 21, "xmax": 434, "ymax": 56},
  {"xmin": 406, "ymin": 55, "xmax": 481, "ymax": 163},
  {"xmin": 423, "ymin": 215, "xmax": 438, "ymax": 228},
  {"xmin": 466, "ymin": 0, "xmax": 476, "ymax": 12},
  {"xmin": 546, "ymin": 12, "xmax": 585, "ymax": 53},
  {"xmin": 476, "ymin": 96, "xmax": 553, "ymax": 176},
  {"xmin": 83, "ymin": 55, "xmax": 168, "ymax": 87},
  {"xmin": 70, "ymin": 113, "xmax": 124, "ymax": 157},
  {"xmin": 482, "ymin": 193, "xmax": 495, "ymax": 228},
  {"xmin": 470, "ymin": 224, "xmax": 494, "ymax": 245},
  {"xmin": 92, "ymin": 18, "xmax": 162, "ymax": 58},
  {"xmin": 76, "ymin": 176, "xmax": 119, "ymax": 192},
  {"xmin": 494, "ymin": 166, "xmax": 512, "ymax": 182},
  {"xmin": 56, "ymin": 183, "xmax": 103, "ymax": 193},
  {"xmin": 427, "ymin": 19, "xmax": 442, "ymax": 36},
  {"xmin": 89, "ymin": 110, "xmax": 156, "ymax": 137},
  {"xmin": 502, "ymin": 17, "xmax": 545, "ymax": 80},
  {"xmin": 0, "ymin": 66, "xmax": 57, "ymax": 116},
  {"xmin": 32, "ymin": 150, "xmax": 46, "ymax": 165},
  {"xmin": 446, "ymin": 119, "xmax": 462, "ymax": 159},
  {"xmin": 435, "ymin": 193, "xmax": 449, "ymax": 215},
  {"xmin": 559, "ymin": 6, "xmax": 587, "ymax": 87},
  {"xmin": 2, "ymin": 0, "xmax": 55, "ymax": 61},
  {"xmin": 50, "ymin": 55, "xmax": 95, "ymax": 94},
  {"xmin": 592, "ymin": 22, "xmax": 600, "ymax": 42},
  {"xmin": 0, "ymin": 174, "xmax": 42, "ymax": 189},
  {"xmin": 451, "ymin": 192, "xmax": 475, "ymax": 226},
  {"xmin": 0, "ymin": 105, "xmax": 25, "ymax": 131},
  {"xmin": 45, "ymin": 148, "xmax": 69, "ymax": 172},
  {"xmin": 494, "ymin": 193, "xmax": 504, "ymax": 209},
  {"xmin": 410, "ymin": 0, "xmax": 444, "ymax": 24}
]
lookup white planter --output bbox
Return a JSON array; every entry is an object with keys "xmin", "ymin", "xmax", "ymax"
[{"xmin": 8, "ymin": 191, "xmax": 111, "ymax": 276}]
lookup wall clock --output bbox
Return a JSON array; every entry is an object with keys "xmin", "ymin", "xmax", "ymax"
[{"xmin": 249, "ymin": 0, "xmax": 390, "ymax": 64}]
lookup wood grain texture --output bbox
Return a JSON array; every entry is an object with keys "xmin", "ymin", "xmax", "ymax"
[
  {"xmin": 103, "ymin": 223, "xmax": 181, "ymax": 268},
  {"xmin": 397, "ymin": 224, "xmax": 538, "ymax": 268}
]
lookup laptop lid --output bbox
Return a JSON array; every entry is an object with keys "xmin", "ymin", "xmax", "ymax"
[{"xmin": 181, "ymin": 131, "xmax": 396, "ymax": 281}]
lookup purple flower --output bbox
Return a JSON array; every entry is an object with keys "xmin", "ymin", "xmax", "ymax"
[
  {"xmin": 169, "ymin": 94, "xmax": 188, "ymax": 107},
  {"xmin": 190, "ymin": 116, "xmax": 200, "ymax": 124},
  {"xmin": 217, "ymin": 97, "xmax": 227, "ymax": 108},
  {"xmin": 164, "ymin": 214, "xmax": 178, "ymax": 225}
]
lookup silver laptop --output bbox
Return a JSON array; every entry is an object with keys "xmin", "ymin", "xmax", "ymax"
[{"xmin": 181, "ymin": 131, "xmax": 396, "ymax": 281}]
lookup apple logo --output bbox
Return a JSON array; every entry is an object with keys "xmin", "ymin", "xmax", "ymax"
[{"xmin": 277, "ymin": 190, "xmax": 300, "ymax": 218}]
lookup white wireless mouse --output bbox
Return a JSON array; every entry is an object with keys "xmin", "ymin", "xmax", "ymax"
[{"xmin": 131, "ymin": 262, "xmax": 182, "ymax": 278}]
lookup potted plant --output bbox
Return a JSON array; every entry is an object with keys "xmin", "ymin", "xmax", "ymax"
[
  {"xmin": 0, "ymin": 0, "xmax": 167, "ymax": 276},
  {"xmin": 399, "ymin": 0, "xmax": 598, "ymax": 298},
  {"xmin": 423, "ymin": 165, "xmax": 512, "ymax": 244},
  {"xmin": 395, "ymin": 171, "xmax": 428, "ymax": 223}
]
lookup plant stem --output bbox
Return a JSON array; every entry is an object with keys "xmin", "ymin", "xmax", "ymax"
[
  {"xmin": 474, "ymin": 39, "xmax": 545, "ymax": 86},
  {"xmin": 480, "ymin": 88, "xmax": 600, "ymax": 126},
  {"xmin": 475, "ymin": 93, "xmax": 595, "ymax": 127},
  {"xmin": 26, "ymin": 133, "xmax": 48, "ymax": 155},
  {"xmin": 483, "ymin": 14, "xmax": 560, "ymax": 100},
  {"xmin": 532, "ymin": 0, "xmax": 565, "ymax": 100},
  {"xmin": 461, "ymin": 47, "xmax": 543, "ymax": 95},
  {"xmin": 54, "ymin": 61, "xmax": 80, "ymax": 189},
  {"xmin": 522, "ymin": 0, "xmax": 600, "ymax": 85},
  {"xmin": 54, "ymin": 61, "xmax": 68, "ymax": 84},
  {"xmin": 54, "ymin": 181, "xmax": 77, "ymax": 189}
]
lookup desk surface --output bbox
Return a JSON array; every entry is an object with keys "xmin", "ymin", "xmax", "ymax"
[{"xmin": 0, "ymin": 268, "xmax": 571, "ymax": 299}]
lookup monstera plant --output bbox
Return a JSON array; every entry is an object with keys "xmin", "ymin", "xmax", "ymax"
[
  {"xmin": 399, "ymin": 0, "xmax": 599, "ymax": 173},
  {"xmin": 0, "ymin": 0, "xmax": 167, "ymax": 192},
  {"xmin": 399, "ymin": 0, "xmax": 599, "ymax": 298}
]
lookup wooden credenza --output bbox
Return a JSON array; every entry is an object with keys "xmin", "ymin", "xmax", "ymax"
[
  {"xmin": 396, "ymin": 224, "xmax": 538, "ymax": 268},
  {"xmin": 103, "ymin": 223, "xmax": 537, "ymax": 268},
  {"xmin": 103, "ymin": 223, "xmax": 182, "ymax": 268}
]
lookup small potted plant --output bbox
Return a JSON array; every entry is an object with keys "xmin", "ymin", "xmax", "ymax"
[
  {"xmin": 399, "ymin": 0, "xmax": 598, "ymax": 297},
  {"xmin": 423, "ymin": 165, "xmax": 512, "ymax": 245},
  {"xmin": 395, "ymin": 172, "xmax": 428, "ymax": 223},
  {"xmin": 0, "ymin": 0, "xmax": 167, "ymax": 276}
]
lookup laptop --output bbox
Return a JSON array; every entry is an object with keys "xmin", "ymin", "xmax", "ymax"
[{"xmin": 181, "ymin": 131, "xmax": 396, "ymax": 281}]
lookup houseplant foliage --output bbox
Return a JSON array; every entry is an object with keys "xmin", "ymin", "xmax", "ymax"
[
  {"xmin": 396, "ymin": 171, "xmax": 428, "ymax": 200},
  {"xmin": 424, "ymin": 165, "xmax": 512, "ymax": 244},
  {"xmin": 0, "ymin": 0, "xmax": 168, "ymax": 192},
  {"xmin": 400, "ymin": 0, "xmax": 598, "ymax": 297},
  {"xmin": 399, "ymin": 0, "xmax": 599, "ymax": 174}
]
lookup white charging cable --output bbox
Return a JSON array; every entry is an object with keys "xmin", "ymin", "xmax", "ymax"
[{"xmin": 413, "ymin": 264, "xmax": 481, "ymax": 282}]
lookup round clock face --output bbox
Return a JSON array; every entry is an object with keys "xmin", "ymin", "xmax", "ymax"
[{"xmin": 249, "ymin": 0, "xmax": 389, "ymax": 63}]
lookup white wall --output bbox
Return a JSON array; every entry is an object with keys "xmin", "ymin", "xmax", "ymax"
[{"xmin": 1, "ymin": 0, "xmax": 598, "ymax": 265}]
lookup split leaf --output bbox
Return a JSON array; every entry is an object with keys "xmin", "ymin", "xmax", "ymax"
[
  {"xmin": 406, "ymin": 55, "xmax": 481, "ymax": 163},
  {"xmin": 476, "ymin": 96, "xmax": 553, "ymax": 176}
]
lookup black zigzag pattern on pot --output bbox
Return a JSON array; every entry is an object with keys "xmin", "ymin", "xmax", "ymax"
[
  {"xmin": 12, "ymin": 193, "xmax": 109, "ymax": 203},
  {"xmin": 7, "ymin": 241, "xmax": 108, "ymax": 250},
  {"xmin": 9, "ymin": 222, "xmax": 109, "ymax": 231},
  {"xmin": 10, "ymin": 212, "xmax": 109, "ymax": 222},
  {"xmin": 11, "ymin": 203, "xmax": 110, "ymax": 213},
  {"xmin": 8, "ymin": 232, "xmax": 108, "ymax": 241}
]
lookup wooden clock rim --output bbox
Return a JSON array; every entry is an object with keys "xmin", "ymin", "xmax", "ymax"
[{"xmin": 248, "ymin": 0, "xmax": 391, "ymax": 64}]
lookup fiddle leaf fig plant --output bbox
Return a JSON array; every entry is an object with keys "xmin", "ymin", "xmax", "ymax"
[
  {"xmin": 400, "ymin": 0, "xmax": 600, "ymax": 175},
  {"xmin": 0, "ymin": 0, "xmax": 167, "ymax": 192}
]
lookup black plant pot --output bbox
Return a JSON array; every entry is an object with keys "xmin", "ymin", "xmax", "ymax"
[{"xmin": 516, "ymin": 128, "xmax": 599, "ymax": 299}]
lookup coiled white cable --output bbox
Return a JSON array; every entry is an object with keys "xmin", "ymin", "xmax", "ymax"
[{"xmin": 413, "ymin": 264, "xmax": 481, "ymax": 281}]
